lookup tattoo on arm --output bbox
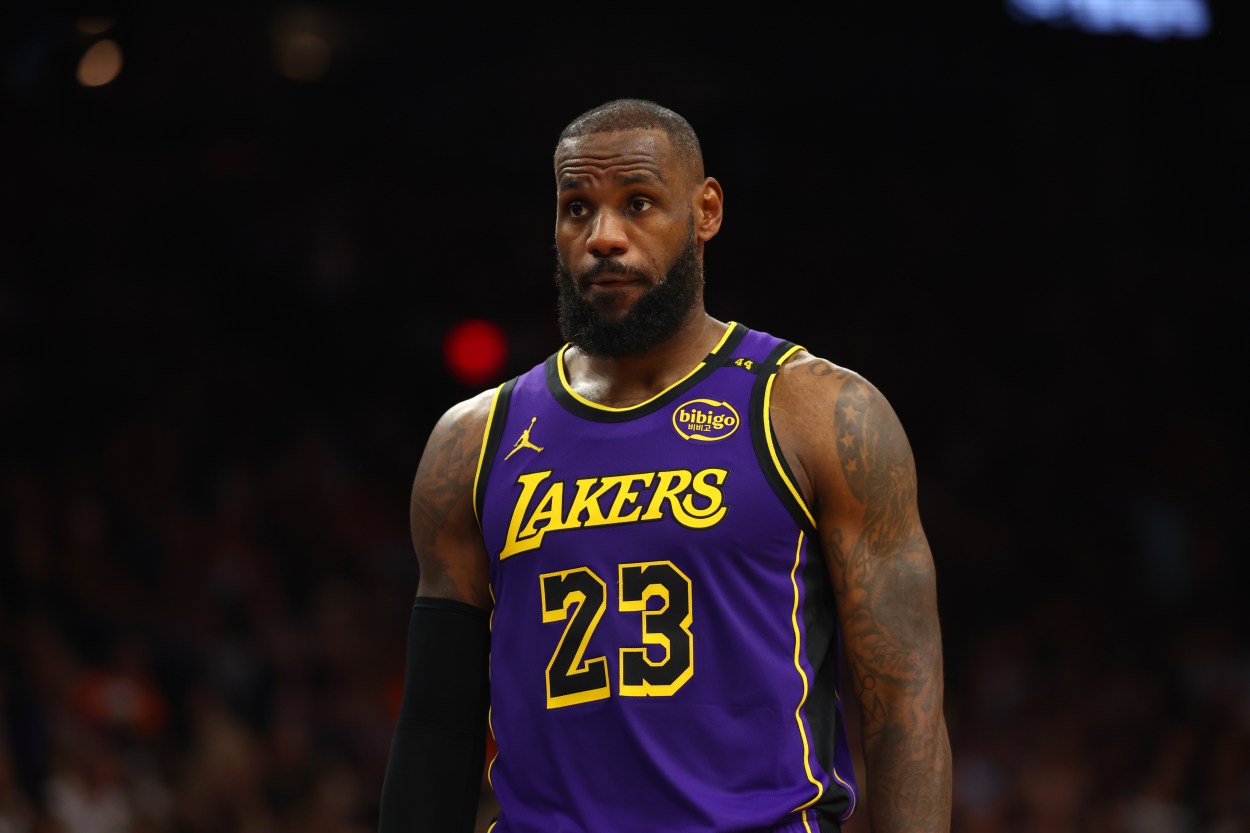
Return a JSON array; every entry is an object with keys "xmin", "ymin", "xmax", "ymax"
[
  {"xmin": 822, "ymin": 375, "xmax": 950, "ymax": 829},
  {"xmin": 410, "ymin": 412, "xmax": 488, "ymax": 605}
]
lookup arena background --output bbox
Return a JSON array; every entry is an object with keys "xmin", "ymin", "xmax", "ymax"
[{"xmin": 2, "ymin": 5, "xmax": 1247, "ymax": 831}]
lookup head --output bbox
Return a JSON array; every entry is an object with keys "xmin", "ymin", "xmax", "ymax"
[{"xmin": 553, "ymin": 99, "xmax": 724, "ymax": 357}]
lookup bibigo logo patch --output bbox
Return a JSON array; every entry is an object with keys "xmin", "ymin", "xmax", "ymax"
[{"xmin": 672, "ymin": 399, "xmax": 740, "ymax": 442}]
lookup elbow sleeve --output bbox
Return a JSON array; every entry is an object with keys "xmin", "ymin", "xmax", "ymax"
[{"xmin": 378, "ymin": 597, "xmax": 491, "ymax": 833}]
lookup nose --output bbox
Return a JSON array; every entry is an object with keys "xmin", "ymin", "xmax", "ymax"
[{"xmin": 585, "ymin": 209, "xmax": 628, "ymax": 258}]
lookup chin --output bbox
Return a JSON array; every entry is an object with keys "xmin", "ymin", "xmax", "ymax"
[{"xmin": 586, "ymin": 287, "xmax": 640, "ymax": 315}]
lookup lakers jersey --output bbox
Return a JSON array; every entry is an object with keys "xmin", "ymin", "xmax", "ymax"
[{"xmin": 473, "ymin": 323, "xmax": 858, "ymax": 833}]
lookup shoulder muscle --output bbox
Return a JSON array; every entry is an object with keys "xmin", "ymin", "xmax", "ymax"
[{"xmin": 410, "ymin": 387, "xmax": 497, "ymax": 608}]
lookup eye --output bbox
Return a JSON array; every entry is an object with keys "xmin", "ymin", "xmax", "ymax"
[
  {"xmin": 565, "ymin": 201, "xmax": 589, "ymax": 219},
  {"xmin": 627, "ymin": 197, "xmax": 653, "ymax": 214}
]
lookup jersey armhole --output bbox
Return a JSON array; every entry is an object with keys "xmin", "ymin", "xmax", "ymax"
[
  {"xmin": 750, "ymin": 341, "xmax": 818, "ymax": 534},
  {"xmin": 473, "ymin": 378, "xmax": 518, "ymax": 531}
]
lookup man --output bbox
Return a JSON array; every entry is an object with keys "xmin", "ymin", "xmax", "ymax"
[{"xmin": 378, "ymin": 98, "xmax": 951, "ymax": 833}]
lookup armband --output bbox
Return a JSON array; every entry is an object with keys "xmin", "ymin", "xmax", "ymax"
[{"xmin": 378, "ymin": 597, "xmax": 490, "ymax": 833}]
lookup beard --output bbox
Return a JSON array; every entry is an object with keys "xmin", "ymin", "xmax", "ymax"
[{"xmin": 554, "ymin": 224, "xmax": 702, "ymax": 358}]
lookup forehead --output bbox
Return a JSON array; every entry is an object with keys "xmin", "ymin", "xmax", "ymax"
[{"xmin": 554, "ymin": 129, "xmax": 680, "ymax": 189}]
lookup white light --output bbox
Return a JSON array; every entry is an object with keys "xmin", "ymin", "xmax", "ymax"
[
  {"xmin": 1006, "ymin": 0, "xmax": 1210, "ymax": 38},
  {"xmin": 1009, "ymin": 0, "xmax": 1066, "ymax": 19}
]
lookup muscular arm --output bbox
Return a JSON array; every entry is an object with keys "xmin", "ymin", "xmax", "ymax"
[
  {"xmin": 773, "ymin": 356, "xmax": 951, "ymax": 833},
  {"xmin": 409, "ymin": 391, "xmax": 494, "ymax": 607},
  {"xmin": 378, "ymin": 390, "xmax": 495, "ymax": 833}
]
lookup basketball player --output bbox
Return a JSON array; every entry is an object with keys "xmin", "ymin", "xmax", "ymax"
[{"xmin": 378, "ymin": 99, "xmax": 952, "ymax": 832}]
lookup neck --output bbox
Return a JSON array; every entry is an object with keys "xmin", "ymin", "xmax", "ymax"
[{"xmin": 563, "ymin": 310, "xmax": 728, "ymax": 408}]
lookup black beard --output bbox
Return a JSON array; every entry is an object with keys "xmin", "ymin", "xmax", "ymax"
[{"xmin": 554, "ymin": 228, "xmax": 702, "ymax": 358}]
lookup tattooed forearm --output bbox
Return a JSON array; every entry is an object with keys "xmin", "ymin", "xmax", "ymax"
[
  {"xmin": 866, "ymin": 720, "xmax": 952, "ymax": 833},
  {"xmin": 840, "ymin": 537, "xmax": 950, "ymax": 831}
]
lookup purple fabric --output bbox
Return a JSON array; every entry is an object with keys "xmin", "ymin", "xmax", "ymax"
[{"xmin": 479, "ymin": 324, "xmax": 857, "ymax": 833}]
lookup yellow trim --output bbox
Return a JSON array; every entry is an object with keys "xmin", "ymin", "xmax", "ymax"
[
  {"xmin": 801, "ymin": 809, "xmax": 813, "ymax": 832},
  {"xmin": 789, "ymin": 530, "xmax": 825, "ymax": 811},
  {"xmin": 473, "ymin": 384, "xmax": 507, "ymax": 529},
  {"xmin": 487, "ymin": 585, "xmax": 497, "ymax": 790},
  {"xmin": 832, "ymin": 764, "xmax": 858, "ymax": 819},
  {"xmin": 486, "ymin": 707, "xmax": 497, "ymax": 787},
  {"xmin": 556, "ymin": 321, "xmax": 739, "ymax": 412},
  {"xmin": 763, "ymin": 345, "xmax": 817, "ymax": 528}
]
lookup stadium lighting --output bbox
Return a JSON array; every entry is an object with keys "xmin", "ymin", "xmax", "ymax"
[
  {"xmin": 1006, "ymin": 0, "xmax": 1211, "ymax": 39},
  {"xmin": 76, "ymin": 38, "xmax": 123, "ymax": 87}
]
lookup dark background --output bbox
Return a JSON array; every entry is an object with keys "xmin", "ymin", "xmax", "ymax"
[{"xmin": 2, "ymin": 5, "xmax": 1247, "ymax": 832}]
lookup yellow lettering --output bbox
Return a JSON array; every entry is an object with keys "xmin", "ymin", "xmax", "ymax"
[
  {"xmin": 602, "ymin": 473, "xmax": 654, "ymax": 524},
  {"xmin": 677, "ymin": 468, "xmax": 728, "ymax": 528},
  {"xmin": 500, "ymin": 467, "xmax": 729, "ymax": 559},
  {"xmin": 501, "ymin": 470, "xmax": 554, "ymax": 560},
  {"xmin": 641, "ymin": 470, "xmax": 693, "ymax": 521},
  {"xmin": 521, "ymin": 480, "xmax": 567, "ymax": 538},
  {"xmin": 566, "ymin": 477, "xmax": 616, "ymax": 527}
]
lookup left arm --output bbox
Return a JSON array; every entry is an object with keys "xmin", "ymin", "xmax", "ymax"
[{"xmin": 773, "ymin": 355, "xmax": 951, "ymax": 832}]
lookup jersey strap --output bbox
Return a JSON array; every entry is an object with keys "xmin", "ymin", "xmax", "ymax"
[{"xmin": 750, "ymin": 339, "xmax": 818, "ymax": 535}]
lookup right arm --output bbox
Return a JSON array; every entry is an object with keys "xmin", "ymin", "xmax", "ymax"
[
  {"xmin": 378, "ymin": 390, "xmax": 496, "ymax": 833},
  {"xmin": 408, "ymin": 390, "xmax": 495, "ymax": 607}
]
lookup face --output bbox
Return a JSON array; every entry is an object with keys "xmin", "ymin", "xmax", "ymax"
[
  {"xmin": 555, "ymin": 221, "xmax": 701, "ymax": 357},
  {"xmin": 552, "ymin": 129, "xmax": 708, "ymax": 357}
]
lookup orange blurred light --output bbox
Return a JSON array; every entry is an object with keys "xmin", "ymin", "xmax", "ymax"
[
  {"xmin": 444, "ymin": 320, "xmax": 508, "ymax": 386},
  {"xmin": 272, "ymin": 7, "xmax": 335, "ymax": 81},
  {"xmin": 277, "ymin": 29, "xmax": 331, "ymax": 81},
  {"xmin": 77, "ymin": 39, "xmax": 123, "ymax": 87}
]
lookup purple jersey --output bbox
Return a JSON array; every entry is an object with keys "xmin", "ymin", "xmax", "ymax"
[{"xmin": 473, "ymin": 323, "xmax": 858, "ymax": 833}]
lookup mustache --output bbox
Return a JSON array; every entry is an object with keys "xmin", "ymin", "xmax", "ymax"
[{"xmin": 578, "ymin": 258, "xmax": 650, "ymax": 281}]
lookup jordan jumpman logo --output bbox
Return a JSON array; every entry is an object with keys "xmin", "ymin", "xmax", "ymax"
[{"xmin": 505, "ymin": 417, "xmax": 544, "ymax": 460}]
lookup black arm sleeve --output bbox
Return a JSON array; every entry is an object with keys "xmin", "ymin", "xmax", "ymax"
[{"xmin": 378, "ymin": 597, "xmax": 491, "ymax": 833}]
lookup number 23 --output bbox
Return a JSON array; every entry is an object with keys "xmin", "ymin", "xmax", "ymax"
[{"xmin": 540, "ymin": 561, "xmax": 693, "ymax": 709}]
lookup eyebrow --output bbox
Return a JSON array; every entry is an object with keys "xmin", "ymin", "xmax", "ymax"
[
  {"xmin": 620, "ymin": 170, "xmax": 665, "ymax": 186},
  {"xmin": 557, "ymin": 169, "xmax": 665, "ymax": 193}
]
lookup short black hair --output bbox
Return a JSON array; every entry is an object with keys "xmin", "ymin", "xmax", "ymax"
[{"xmin": 557, "ymin": 98, "xmax": 704, "ymax": 178}]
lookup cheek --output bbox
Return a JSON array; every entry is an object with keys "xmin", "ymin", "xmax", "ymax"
[{"xmin": 555, "ymin": 224, "xmax": 586, "ymax": 251}]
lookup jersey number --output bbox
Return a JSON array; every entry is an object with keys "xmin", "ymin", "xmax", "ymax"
[{"xmin": 540, "ymin": 561, "xmax": 693, "ymax": 709}]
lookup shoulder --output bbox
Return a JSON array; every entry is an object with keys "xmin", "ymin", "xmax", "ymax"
[
  {"xmin": 427, "ymin": 385, "xmax": 500, "ymax": 447},
  {"xmin": 769, "ymin": 349, "xmax": 917, "ymax": 503},
  {"xmin": 770, "ymin": 348, "xmax": 890, "ymax": 429},
  {"xmin": 417, "ymin": 382, "xmax": 510, "ymax": 480},
  {"xmin": 434, "ymin": 385, "xmax": 501, "ymax": 437},
  {"xmin": 410, "ymin": 386, "xmax": 503, "ymax": 605}
]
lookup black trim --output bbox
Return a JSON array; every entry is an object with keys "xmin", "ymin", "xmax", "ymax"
[
  {"xmin": 813, "ymin": 807, "xmax": 846, "ymax": 832},
  {"xmin": 474, "ymin": 377, "xmax": 517, "ymax": 528},
  {"xmin": 544, "ymin": 323, "xmax": 749, "ymax": 422},
  {"xmin": 800, "ymin": 540, "xmax": 856, "ymax": 827},
  {"xmin": 749, "ymin": 340, "xmax": 818, "ymax": 536}
]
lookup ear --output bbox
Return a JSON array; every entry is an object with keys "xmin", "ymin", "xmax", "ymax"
[{"xmin": 695, "ymin": 177, "xmax": 724, "ymax": 242}]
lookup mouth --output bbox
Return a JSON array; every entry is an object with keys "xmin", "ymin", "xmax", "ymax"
[
  {"xmin": 586, "ymin": 274, "xmax": 640, "ymax": 287},
  {"xmin": 579, "ymin": 269, "xmax": 647, "ymax": 293}
]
